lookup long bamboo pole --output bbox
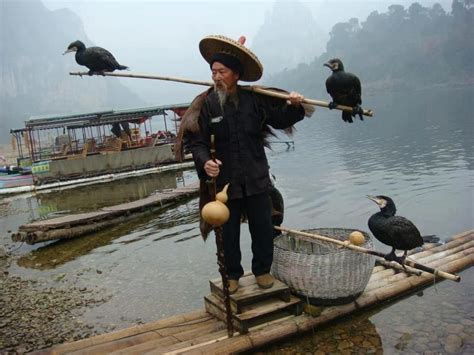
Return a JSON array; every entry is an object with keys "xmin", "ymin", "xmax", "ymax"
[
  {"xmin": 274, "ymin": 225, "xmax": 461, "ymax": 282},
  {"xmin": 208, "ymin": 134, "xmax": 234, "ymax": 338},
  {"xmin": 69, "ymin": 71, "xmax": 374, "ymax": 117}
]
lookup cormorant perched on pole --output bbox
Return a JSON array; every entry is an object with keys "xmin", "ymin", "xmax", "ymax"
[
  {"xmin": 63, "ymin": 40, "xmax": 128, "ymax": 75},
  {"xmin": 324, "ymin": 58, "xmax": 363, "ymax": 123},
  {"xmin": 367, "ymin": 195, "xmax": 437, "ymax": 266}
]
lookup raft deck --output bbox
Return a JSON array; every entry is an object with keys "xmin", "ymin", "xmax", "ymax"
[
  {"xmin": 35, "ymin": 230, "xmax": 473, "ymax": 354},
  {"xmin": 11, "ymin": 182, "xmax": 199, "ymax": 244}
]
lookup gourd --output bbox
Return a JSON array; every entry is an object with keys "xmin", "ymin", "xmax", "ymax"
[
  {"xmin": 215, "ymin": 184, "xmax": 229, "ymax": 203},
  {"xmin": 201, "ymin": 184, "xmax": 230, "ymax": 226},
  {"xmin": 349, "ymin": 231, "xmax": 365, "ymax": 245}
]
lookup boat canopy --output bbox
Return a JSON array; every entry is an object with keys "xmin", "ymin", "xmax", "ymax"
[
  {"xmin": 10, "ymin": 103, "xmax": 190, "ymax": 164},
  {"xmin": 13, "ymin": 103, "xmax": 190, "ymax": 131}
]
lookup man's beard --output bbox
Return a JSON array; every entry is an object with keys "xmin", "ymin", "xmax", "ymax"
[{"xmin": 214, "ymin": 82, "xmax": 228, "ymax": 110}]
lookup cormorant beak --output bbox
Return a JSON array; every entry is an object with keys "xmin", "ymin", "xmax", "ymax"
[
  {"xmin": 367, "ymin": 195, "xmax": 386, "ymax": 208},
  {"xmin": 62, "ymin": 48, "xmax": 76, "ymax": 55},
  {"xmin": 323, "ymin": 62, "xmax": 332, "ymax": 69}
]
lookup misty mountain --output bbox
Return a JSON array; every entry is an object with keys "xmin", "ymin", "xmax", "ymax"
[
  {"xmin": 251, "ymin": 1, "xmax": 326, "ymax": 76},
  {"xmin": 0, "ymin": 0, "xmax": 145, "ymax": 143},
  {"xmin": 266, "ymin": 0, "xmax": 474, "ymax": 98}
]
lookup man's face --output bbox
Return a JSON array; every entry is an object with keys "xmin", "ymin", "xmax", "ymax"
[{"xmin": 211, "ymin": 62, "xmax": 239, "ymax": 93}]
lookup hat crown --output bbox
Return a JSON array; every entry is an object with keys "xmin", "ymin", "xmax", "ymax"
[{"xmin": 199, "ymin": 35, "xmax": 263, "ymax": 82}]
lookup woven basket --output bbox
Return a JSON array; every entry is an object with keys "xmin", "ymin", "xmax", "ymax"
[{"xmin": 272, "ymin": 228, "xmax": 375, "ymax": 306}]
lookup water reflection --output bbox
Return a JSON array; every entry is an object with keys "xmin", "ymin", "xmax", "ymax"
[
  {"xmin": 334, "ymin": 88, "xmax": 473, "ymax": 175},
  {"xmin": 36, "ymin": 171, "xmax": 179, "ymax": 217},
  {"xmin": 258, "ymin": 269, "xmax": 474, "ymax": 354},
  {"xmin": 267, "ymin": 87, "xmax": 473, "ymax": 243},
  {"xmin": 0, "ymin": 169, "xmax": 195, "ymax": 252},
  {"xmin": 251, "ymin": 308, "xmax": 383, "ymax": 354},
  {"xmin": 17, "ymin": 198, "xmax": 200, "ymax": 270}
]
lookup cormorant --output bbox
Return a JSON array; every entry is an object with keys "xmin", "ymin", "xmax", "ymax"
[
  {"xmin": 324, "ymin": 58, "xmax": 363, "ymax": 123},
  {"xmin": 63, "ymin": 40, "xmax": 128, "ymax": 75},
  {"xmin": 367, "ymin": 195, "xmax": 437, "ymax": 266}
]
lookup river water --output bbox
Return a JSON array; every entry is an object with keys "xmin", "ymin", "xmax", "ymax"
[{"xmin": 1, "ymin": 86, "xmax": 473, "ymax": 352}]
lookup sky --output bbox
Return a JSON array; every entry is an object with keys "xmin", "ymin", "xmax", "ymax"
[{"xmin": 41, "ymin": 0, "xmax": 453, "ymax": 105}]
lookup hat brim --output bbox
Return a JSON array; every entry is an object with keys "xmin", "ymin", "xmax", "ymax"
[{"xmin": 199, "ymin": 35, "xmax": 263, "ymax": 82}]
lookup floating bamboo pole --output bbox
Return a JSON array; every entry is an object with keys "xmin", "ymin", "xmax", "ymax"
[
  {"xmin": 275, "ymin": 225, "xmax": 461, "ymax": 282},
  {"xmin": 69, "ymin": 71, "xmax": 374, "ymax": 117}
]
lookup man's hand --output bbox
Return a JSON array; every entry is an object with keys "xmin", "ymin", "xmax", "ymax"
[
  {"xmin": 286, "ymin": 91, "xmax": 304, "ymax": 106},
  {"xmin": 204, "ymin": 159, "xmax": 222, "ymax": 178}
]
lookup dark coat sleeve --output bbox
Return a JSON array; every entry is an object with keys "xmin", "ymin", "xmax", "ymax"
[
  {"xmin": 187, "ymin": 100, "xmax": 212, "ymax": 180},
  {"xmin": 256, "ymin": 94, "xmax": 305, "ymax": 130}
]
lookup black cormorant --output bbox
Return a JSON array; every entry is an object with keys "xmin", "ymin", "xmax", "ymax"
[
  {"xmin": 324, "ymin": 58, "xmax": 363, "ymax": 123},
  {"xmin": 367, "ymin": 195, "xmax": 436, "ymax": 266},
  {"xmin": 63, "ymin": 40, "xmax": 128, "ymax": 75}
]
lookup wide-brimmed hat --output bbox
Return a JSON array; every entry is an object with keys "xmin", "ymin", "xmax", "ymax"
[{"xmin": 199, "ymin": 35, "xmax": 263, "ymax": 82}]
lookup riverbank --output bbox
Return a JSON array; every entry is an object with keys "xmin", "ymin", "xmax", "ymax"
[{"xmin": 0, "ymin": 248, "xmax": 113, "ymax": 353}]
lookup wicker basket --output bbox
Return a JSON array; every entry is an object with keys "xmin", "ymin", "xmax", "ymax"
[{"xmin": 271, "ymin": 228, "xmax": 375, "ymax": 305}]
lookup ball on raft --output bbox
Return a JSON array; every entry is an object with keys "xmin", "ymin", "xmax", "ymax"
[
  {"xmin": 349, "ymin": 231, "xmax": 365, "ymax": 245},
  {"xmin": 201, "ymin": 201, "xmax": 230, "ymax": 226}
]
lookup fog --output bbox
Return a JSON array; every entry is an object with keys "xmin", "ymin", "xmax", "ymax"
[{"xmin": 41, "ymin": 0, "xmax": 452, "ymax": 105}]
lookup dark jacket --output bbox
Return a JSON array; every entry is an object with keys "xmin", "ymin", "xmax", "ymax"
[{"xmin": 188, "ymin": 87, "xmax": 305, "ymax": 200}]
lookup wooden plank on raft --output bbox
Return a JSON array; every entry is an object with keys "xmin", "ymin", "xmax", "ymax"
[
  {"xmin": 209, "ymin": 273, "xmax": 291, "ymax": 313},
  {"xmin": 36, "ymin": 230, "xmax": 474, "ymax": 355},
  {"xmin": 204, "ymin": 294, "xmax": 302, "ymax": 334}
]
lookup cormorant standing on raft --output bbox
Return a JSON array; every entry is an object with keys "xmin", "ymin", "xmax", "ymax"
[
  {"xmin": 63, "ymin": 40, "xmax": 128, "ymax": 75},
  {"xmin": 367, "ymin": 195, "xmax": 438, "ymax": 266},
  {"xmin": 324, "ymin": 58, "xmax": 363, "ymax": 123}
]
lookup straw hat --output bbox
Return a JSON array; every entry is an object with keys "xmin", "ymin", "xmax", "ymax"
[{"xmin": 199, "ymin": 35, "xmax": 263, "ymax": 82}]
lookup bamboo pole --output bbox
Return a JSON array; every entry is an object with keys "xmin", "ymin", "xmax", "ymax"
[
  {"xmin": 410, "ymin": 231, "xmax": 473, "ymax": 260},
  {"xmin": 368, "ymin": 239, "xmax": 474, "ymax": 284},
  {"xmin": 375, "ymin": 259, "xmax": 421, "ymax": 276},
  {"xmin": 365, "ymin": 247, "xmax": 473, "ymax": 293},
  {"xmin": 39, "ymin": 310, "xmax": 208, "ymax": 354},
  {"xmin": 275, "ymin": 225, "xmax": 461, "ymax": 282},
  {"xmin": 69, "ymin": 71, "xmax": 374, "ymax": 117},
  {"xmin": 186, "ymin": 254, "xmax": 473, "ymax": 354},
  {"xmin": 207, "ymin": 134, "xmax": 234, "ymax": 338}
]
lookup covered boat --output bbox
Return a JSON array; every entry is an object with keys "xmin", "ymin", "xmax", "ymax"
[{"xmin": 3, "ymin": 103, "xmax": 190, "ymax": 194}]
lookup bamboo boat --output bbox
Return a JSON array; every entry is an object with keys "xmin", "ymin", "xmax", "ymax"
[
  {"xmin": 11, "ymin": 182, "xmax": 199, "ymax": 244},
  {"xmin": 33, "ymin": 229, "xmax": 473, "ymax": 355}
]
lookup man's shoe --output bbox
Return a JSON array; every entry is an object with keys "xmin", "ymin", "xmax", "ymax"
[
  {"xmin": 228, "ymin": 279, "xmax": 239, "ymax": 294},
  {"xmin": 256, "ymin": 273, "xmax": 274, "ymax": 289}
]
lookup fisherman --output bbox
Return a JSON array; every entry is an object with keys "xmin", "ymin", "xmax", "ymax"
[{"xmin": 184, "ymin": 35, "xmax": 311, "ymax": 294}]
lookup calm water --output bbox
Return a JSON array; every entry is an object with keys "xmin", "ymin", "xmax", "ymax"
[{"xmin": 1, "ymin": 87, "xmax": 473, "ymax": 351}]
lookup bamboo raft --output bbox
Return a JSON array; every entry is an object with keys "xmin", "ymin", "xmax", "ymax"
[
  {"xmin": 11, "ymin": 182, "xmax": 199, "ymax": 244},
  {"xmin": 35, "ymin": 229, "xmax": 473, "ymax": 354}
]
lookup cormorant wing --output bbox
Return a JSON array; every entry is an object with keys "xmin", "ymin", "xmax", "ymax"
[
  {"xmin": 386, "ymin": 216, "xmax": 423, "ymax": 250},
  {"xmin": 325, "ymin": 75, "xmax": 337, "ymax": 98},
  {"xmin": 347, "ymin": 72, "xmax": 362, "ymax": 104},
  {"xmin": 86, "ymin": 46, "xmax": 121, "ymax": 68}
]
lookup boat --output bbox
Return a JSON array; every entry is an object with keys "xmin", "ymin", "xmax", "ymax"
[
  {"xmin": 12, "ymin": 182, "xmax": 200, "ymax": 244},
  {"xmin": 2, "ymin": 103, "xmax": 191, "ymax": 195},
  {"xmin": 33, "ymin": 230, "xmax": 473, "ymax": 354}
]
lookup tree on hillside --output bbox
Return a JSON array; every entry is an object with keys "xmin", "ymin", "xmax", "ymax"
[{"xmin": 267, "ymin": 0, "xmax": 473, "ymax": 94}]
